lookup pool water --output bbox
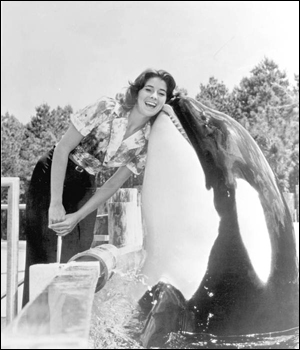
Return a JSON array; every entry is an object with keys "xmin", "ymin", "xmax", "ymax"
[
  {"xmin": 89, "ymin": 269, "xmax": 146, "ymax": 349},
  {"xmin": 164, "ymin": 329, "xmax": 299, "ymax": 349},
  {"xmin": 89, "ymin": 270, "xmax": 299, "ymax": 349}
]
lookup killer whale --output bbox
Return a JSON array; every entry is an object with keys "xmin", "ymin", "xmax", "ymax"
[{"xmin": 140, "ymin": 96, "xmax": 299, "ymax": 347}]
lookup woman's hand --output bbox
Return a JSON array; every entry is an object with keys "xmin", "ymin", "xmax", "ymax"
[
  {"xmin": 161, "ymin": 104, "xmax": 174, "ymax": 116},
  {"xmin": 48, "ymin": 212, "xmax": 80, "ymax": 237},
  {"xmin": 48, "ymin": 203, "xmax": 66, "ymax": 225}
]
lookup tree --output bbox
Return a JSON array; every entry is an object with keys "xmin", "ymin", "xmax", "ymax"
[
  {"xmin": 1, "ymin": 112, "xmax": 25, "ymax": 178},
  {"xmin": 1, "ymin": 113, "xmax": 26, "ymax": 238},
  {"xmin": 194, "ymin": 58, "xmax": 299, "ymax": 192},
  {"xmin": 196, "ymin": 77, "xmax": 234, "ymax": 116},
  {"xmin": 233, "ymin": 58, "xmax": 298, "ymax": 191},
  {"xmin": 19, "ymin": 104, "xmax": 72, "ymax": 198},
  {"xmin": 1, "ymin": 113, "xmax": 25, "ymax": 202}
]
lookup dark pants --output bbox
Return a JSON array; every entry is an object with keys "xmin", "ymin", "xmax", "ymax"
[{"xmin": 22, "ymin": 147, "xmax": 97, "ymax": 307}]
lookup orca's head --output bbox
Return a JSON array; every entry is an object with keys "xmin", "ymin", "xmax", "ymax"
[{"xmin": 169, "ymin": 96, "xmax": 236, "ymax": 198}]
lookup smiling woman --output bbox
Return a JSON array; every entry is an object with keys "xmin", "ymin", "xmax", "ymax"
[
  {"xmin": 123, "ymin": 77, "xmax": 168, "ymax": 139},
  {"xmin": 22, "ymin": 68, "xmax": 177, "ymax": 307}
]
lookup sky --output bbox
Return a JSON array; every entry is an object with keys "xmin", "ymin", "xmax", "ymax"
[{"xmin": 1, "ymin": 1, "xmax": 299, "ymax": 124}]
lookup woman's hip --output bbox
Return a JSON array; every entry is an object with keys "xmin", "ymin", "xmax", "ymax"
[{"xmin": 28, "ymin": 148, "xmax": 96, "ymax": 190}]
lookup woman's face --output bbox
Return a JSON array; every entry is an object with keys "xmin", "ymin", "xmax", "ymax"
[{"xmin": 136, "ymin": 77, "xmax": 167, "ymax": 117}]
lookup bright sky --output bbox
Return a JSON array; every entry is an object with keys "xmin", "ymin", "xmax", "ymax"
[{"xmin": 1, "ymin": 1, "xmax": 299, "ymax": 124}]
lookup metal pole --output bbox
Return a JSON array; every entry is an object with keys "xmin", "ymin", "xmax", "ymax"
[{"xmin": 57, "ymin": 236, "xmax": 62, "ymax": 263}]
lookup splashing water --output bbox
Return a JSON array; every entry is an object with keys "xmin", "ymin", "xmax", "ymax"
[
  {"xmin": 89, "ymin": 269, "xmax": 148, "ymax": 349},
  {"xmin": 164, "ymin": 329, "xmax": 299, "ymax": 349},
  {"xmin": 89, "ymin": 270, "xmax": 299, "ymax": 349}
]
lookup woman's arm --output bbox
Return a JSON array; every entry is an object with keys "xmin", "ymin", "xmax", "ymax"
[
  {"xmin": 48, "ymin": 165, "xmax": 133, "ymax": 235},
  {"xmin": 48, "ymin": 124, "xmax": 84, "ymax": 224}
]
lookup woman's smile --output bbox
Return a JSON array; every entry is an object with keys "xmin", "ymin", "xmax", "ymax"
[
  {"xmin": 145, "ymin": 100, "xmax": 158, "ymax": 109},
  {"xmin": 137, "ymin": 77, "xmax": 167, "ymax": 117}
]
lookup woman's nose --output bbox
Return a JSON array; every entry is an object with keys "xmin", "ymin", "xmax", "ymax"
[{"xmin": 150, "ymin": 91, "xmax": 158, "ymax": 99}]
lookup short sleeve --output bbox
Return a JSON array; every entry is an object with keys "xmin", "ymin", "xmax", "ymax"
[
  {"xmin": 70, "ymin": 96, "xmax": 116, "ymax": 136},
  {"xmin": 126, "ymin": 146, "xmax": 148, "ymax": 176}
]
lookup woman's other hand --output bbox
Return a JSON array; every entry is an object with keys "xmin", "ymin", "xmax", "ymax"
[{"xmin": 48, "ymin": 212, "xmax": 80, "ymax": 237}]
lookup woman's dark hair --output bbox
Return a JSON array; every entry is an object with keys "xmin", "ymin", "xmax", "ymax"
[{"xmin": 120, "ymin": 68, "xmax": 176, "ymax": 111}]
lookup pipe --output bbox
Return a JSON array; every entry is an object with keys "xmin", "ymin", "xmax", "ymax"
[{"xmin": 68, "ymin": 244, "xmax": 119, "ymax": 292}]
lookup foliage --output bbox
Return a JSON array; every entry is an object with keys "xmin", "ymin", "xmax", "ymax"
[
  {"xmin": 196, "ymin": 58, "xmax": 299, "ymax": 192},
  {"xmin": 1, "ymin": 105, "xmax": 72, "ymax": 203},
  {"xmin": 20, "ymin": 104, "xmax": 73, "ymax": 196},
  {"xmin": 1, "ymin": 112, "xmax": 25, "ymax": 202},
  {"xmin": 1, "ymin": 112, "xmax": 24, "ymax": 176},
  {"xmin": 196, "ymin": 77, "xmax": 235, "ymax": 116}
]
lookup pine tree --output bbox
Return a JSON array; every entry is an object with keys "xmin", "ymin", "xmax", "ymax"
[
  {"xmin": 234, "ymin": 58, "xmax": 298, "ymax": 191},
  {"xmin": 19, "ymin": 104, "xmax": 72, "ymax": 196},
  {"xmin": 196, "ymin": 77, "xmax": 234, "ymax": 116},
  {"xmin": 194, "ymin": 58, "xmax": 299, "ymax": 191},
  {"xmin": 1, "ymin": 113, "xmax": 24, "ymax": 177}
]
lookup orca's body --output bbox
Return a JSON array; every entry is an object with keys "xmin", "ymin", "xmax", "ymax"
[{"xmin": 140, "ymin": 97, "xmax": 299, "ymax": 347}]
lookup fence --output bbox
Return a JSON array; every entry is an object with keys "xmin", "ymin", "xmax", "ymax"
[{"xmin": 1, "ymin": 178, "xmax": 20, "ymax": 325}]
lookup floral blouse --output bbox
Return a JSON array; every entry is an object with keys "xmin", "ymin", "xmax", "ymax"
[{"xmin": 68, "ymin": 96, "xmax": 151, "ymax": 176}]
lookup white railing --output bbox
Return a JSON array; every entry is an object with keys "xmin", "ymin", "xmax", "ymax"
[
  {"xmin": 1, "ymin": 203, "xmax": 26, "ymax": 210},
  {"xmin": 1, "ymin": 177, "xmax": 20, "ymax": 324}
]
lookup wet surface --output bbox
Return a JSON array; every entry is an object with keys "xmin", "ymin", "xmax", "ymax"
[
  {"xmin": 89, "ymin": 271, "xmax": 299, "ymax": 349},
  {"xmin": 164, "ymin": 329, "xmax": 299, "ymax": 349},
  {"xmin": 2, "ymin": 264, "xmax": 99, "ymax": 349},
  {"xmin": 89, "ymin": 269, "xmax": 146, "ymax": 349}
]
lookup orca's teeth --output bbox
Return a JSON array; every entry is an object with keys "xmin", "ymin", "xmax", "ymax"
[{"xmin": 168, "ymin": 114, "xmax": 191, "ymax": 145}]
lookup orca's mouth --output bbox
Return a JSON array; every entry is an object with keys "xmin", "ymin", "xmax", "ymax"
[
  {"xmin": 168, "ymin": 96, "xmax": 231, "ymax": 192},
  {"xmin": 164, "ymin": 106, "xmax": 191, "ymax": 145}
]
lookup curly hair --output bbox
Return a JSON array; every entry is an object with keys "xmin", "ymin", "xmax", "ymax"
[{"xmin": 120, "ymin": 68, "xmax": 176, "ymax": 111}]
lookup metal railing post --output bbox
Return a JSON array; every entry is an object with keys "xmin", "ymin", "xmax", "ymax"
[{"xmin": 1, "ymin": 177, "xmax": 20, "ymax": 324}]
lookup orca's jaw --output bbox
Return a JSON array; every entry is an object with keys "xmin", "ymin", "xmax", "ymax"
[{"xmin": 169, "ymin": 97, "xmax": 232, "ymax": 193}]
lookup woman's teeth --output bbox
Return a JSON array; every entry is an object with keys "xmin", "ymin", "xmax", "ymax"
[{"xmin": 145, "ymin": 102, "xmax": 157, "ymax": 108}]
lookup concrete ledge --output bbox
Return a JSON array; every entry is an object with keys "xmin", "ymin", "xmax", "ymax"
[
  {"xmin": 1, "ymin": 262, "xmax": 99, "ymax": 349},
  {"xmin": 29, "ymin": 261, "xmax": 100, "ymax": 301}
]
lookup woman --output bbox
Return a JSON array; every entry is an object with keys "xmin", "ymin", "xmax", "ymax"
[{"xmin": 22, "ymin": 68, "xmax": 176, "ymax": 306}]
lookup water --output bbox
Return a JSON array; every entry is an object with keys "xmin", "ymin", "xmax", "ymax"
[
  {"xmin": 89, "ymin": 269, "xmax": 145, "ymax": 349},
  {"xmin": 164, "ymin": 329, "xmax": 299, "ymax": 349},
  {"xmin": 89, "ymin": 270, "xmax": 299, "ymax": 349}
]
